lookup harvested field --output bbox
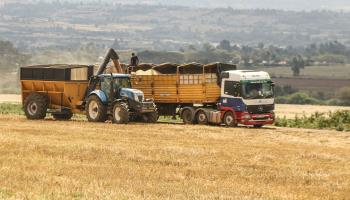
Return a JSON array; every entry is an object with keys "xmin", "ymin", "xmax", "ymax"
[
  {"xmin": 272, "ymin": 77, "xmax": 350, "ymax": 93},
  {"xmin": 0, "ymin": 115, "xmax": 349, "ymax": 199},
  {"xmin": 275, "ymin": 104, "xmax": 350, "ymax": 119},
  {"xmin": 0, "ymin": 94, "xmax": 21, "ymax": 103}
]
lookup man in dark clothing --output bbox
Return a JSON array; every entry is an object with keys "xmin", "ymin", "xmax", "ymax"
[{"xmin": 130, "ymin": 53, "xmax": 139, "ymax": 67}]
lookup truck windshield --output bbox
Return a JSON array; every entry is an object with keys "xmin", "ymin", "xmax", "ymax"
[
  {"xmin": 242, "ymin": 80, "xmax": 274, "ymax": 99},
  {"xmin": 113, "ymin": 78, "xmax": 131, "ymax": 89}
]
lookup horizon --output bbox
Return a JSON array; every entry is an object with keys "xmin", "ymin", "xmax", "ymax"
[{"xmin": 2, "ymin": 0, "xmax": 350, "ymax": 12}]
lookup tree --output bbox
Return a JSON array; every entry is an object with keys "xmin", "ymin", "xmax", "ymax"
[
  {"xmin": 290, "ymin": 55, "xmax": 305, "ymax": 76},
  {"xmin": 218, "ymin": 40, "xmax": 231, "ymax": 51}
]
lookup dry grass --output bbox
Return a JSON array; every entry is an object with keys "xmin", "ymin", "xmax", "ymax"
[{"xmin": 0, "ymin": 115, "xmax": 349, "ymax": 199}]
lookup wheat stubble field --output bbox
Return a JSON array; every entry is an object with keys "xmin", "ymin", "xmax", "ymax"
[{"xmin": 0, "ymin": 114, "xmax": 349, "ymax": 199}]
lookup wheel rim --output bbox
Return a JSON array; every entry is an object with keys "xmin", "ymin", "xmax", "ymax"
[
  {"xmin": 27, "ymin": 102, "xmax": 38, "ymax": 115},
  {"xmin": 114, "ymin": 107, "xmax": 121, "ymax": 121},
  {"xmin": 88, "ymin": 101, "xmax": 99, "ymax": 119},
  {"xmin": 225, "ymin": 114, "xmax": 234, "ymax": 125},
  {"xmin": 198, "ymin": 112, "xmax": 207, "ymax": 122}
]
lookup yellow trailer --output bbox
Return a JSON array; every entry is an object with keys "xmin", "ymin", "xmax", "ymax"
[
  {"xmin": 132, "ymin": 62, "xmax": 223, "ymax": 104},
  {"xmin": 20, "ymin": 64, "xmax": 93, "ymax": 119}
]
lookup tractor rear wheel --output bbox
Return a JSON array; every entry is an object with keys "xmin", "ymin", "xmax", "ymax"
[
  {"xmin": 52, "ymin": 112, "xmax": 73, "ymax": 120},
  {"xmin": 143, "ymin": 111, "xmax": 158, "ymax": 123},
  {"xmin": 86, "ymin": 95, "xmax": 107, "ymax": 122},
  {"xmin": 224, "ymin": 111, "xmax": 238, "ymax": 127},
  {"xmin": 181, "ymin": 107, "xmax": 195, "ymax": 124},
  {"xmin": 112, "ymin": 102, "xmax": 129, "ymax": 124},
  {"xmin": 24, "ymin": 93, "xmax": 48, "ymax": 120}
]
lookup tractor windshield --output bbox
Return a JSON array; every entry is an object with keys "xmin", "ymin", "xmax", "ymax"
[
  {"xmin": 113, "ymin": 77, "xmax": 131, "ymax": 89},
  {"xmin": 241, "ymin": 80, "xmax": 274, "ymax": 99}
]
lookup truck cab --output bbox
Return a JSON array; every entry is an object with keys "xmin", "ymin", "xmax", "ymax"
[{"xmin": 219, "ymin": 70, "xmax": 275, "ymax": 127}]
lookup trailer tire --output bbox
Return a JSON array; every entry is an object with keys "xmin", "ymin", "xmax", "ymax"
[
  {"xmin": 86, "ymin": 95, "xmax": 107, "ymax": 122},
  {"xmin": 144, "ymin": 111, "xmax": 158, "ymax": 123},
  {"xmin": 52, "ymin": 112, "xmax": 73, "ymax": 120},
  {"xmin": 196, "ymin": 110, "xmax": 208, "ymax": 125},
  {"xmin": 224, "ymin": 111, "xmax": 237, "ymax": 127},
  {"xmin": 24, "ymin": 93, "xmax": 48, "ymax": 120},
  {"xmin": 181, "ymin": 107, "xmax": 195, "ymax": 124},
  {"xmin": 112, "ymin": 102, "xmax": 129, "ymax": 124}
]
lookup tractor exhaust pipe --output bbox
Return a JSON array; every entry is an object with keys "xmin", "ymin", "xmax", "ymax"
[{"xmin": 97, "ymin": 48, "xmax": 123, "ymax": 75}]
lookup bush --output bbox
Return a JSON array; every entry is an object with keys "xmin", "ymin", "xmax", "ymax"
[
  {"xmin": 276, "ymin": 92, "xmax": 319, "ymax": 105},
  {"xmin": 0, "ymin": 103, "xmax": 23, "ymax": 115},
  {"xmin": 275, "ymin": 110, "xmax": 350, "ymax": 131},
  {"xmin": 337, "ymin": 87, "xmax": 350, "ymax": 106}
]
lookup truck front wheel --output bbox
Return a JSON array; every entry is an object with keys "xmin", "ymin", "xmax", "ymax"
[
  {"xmin": 86, "ymin": 95, "xmax": 107, "ymax": 122},
  {"xmin": 224, "ymin": 112, "xmax": 237, "ymax": 127},
  {"xmin": 112, "ymin": 102, "xmax": 129, "ymax": 124},
  {"xmin": 24, "ymin": 93, "xmax": 48, "ymax": 120}
]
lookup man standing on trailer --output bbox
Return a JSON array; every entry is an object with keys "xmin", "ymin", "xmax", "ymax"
[{"xmin": 129, "ymin": 52, "xmax": 139, "ymax": 73}]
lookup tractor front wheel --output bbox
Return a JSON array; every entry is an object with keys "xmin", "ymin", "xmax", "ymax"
[
  {"xmin": 112, "ymin": 102, "xmax": 129, "ymax": 124},
  {"xmin": 24, "ymin": 93, "xmax": 48, "ymax": 120},
  {"xmin": 86, "ymin": 95, "xmax": 107, "ymax": 122}
]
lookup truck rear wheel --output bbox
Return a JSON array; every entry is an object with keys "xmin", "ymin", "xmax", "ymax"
[
  {"xmin": 143, "ymin": 111, "xmax": 158, "ymax": 123},
  {"xmin": 196, "ymin": 110, "xmax": 208, "ymax": 125},
  {"xmin": 224, "ymin": 112, "xmax": 237, "ymax": 127},
  {"xmin": 112, "ymin": 102, "xmax": 129, "ymax": 124},
  {"xmin": 24, "ymin": 93, "xmax": 48, "ymax": 120},
  {"xmin": 86, "ymin": 95, "xmax": 107, "ymax": 122},
  {"xmin": 181, "ymin": 107, "xmax": 195, "ymax": 124},
  {"xmin": 52, "ymin": 112, "xmax": 73, "ymax": 120}
]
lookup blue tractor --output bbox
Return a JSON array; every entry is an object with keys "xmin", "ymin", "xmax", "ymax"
[{"xmin": 84, "ymin": 49, "xmax": 158, "ymax": 124}]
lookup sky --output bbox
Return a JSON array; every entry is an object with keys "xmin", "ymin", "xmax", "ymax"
[{"xmin": 4, "ymin": 0, "xmax": 350, "ymax": 11}]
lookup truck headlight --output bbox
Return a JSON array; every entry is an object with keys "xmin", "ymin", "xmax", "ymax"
[{"xmin": 242, "ymin": 113, "xmax": 251, "ymax": 120}]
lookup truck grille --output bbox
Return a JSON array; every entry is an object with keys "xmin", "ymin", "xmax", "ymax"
[{"xmin": 247, "ymin": 104, "xmax": 274, "ymax": 114}]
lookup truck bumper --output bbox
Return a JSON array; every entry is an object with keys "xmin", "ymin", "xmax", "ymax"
[{"xmin": 240, "ymin": 112, "xmax": 275, "ymax": 126}]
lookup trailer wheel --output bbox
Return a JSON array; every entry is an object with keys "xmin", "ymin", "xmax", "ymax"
[
  {"xmin": 224, "ymin": 111, "xmax": 237, "ymax": 127},
  {"xmin": 112, "ymin": 102, "xmax": 129, "ymax": 124},
  {"xmin": 181, "ymin": 107, "xmax": 195, "ymax": 124},
  {"xmin": 24, "ymin": 93, "xmax": 48, "ymax": 120},
  {"xmin": 143, "ymin": 111, "xmax": 159, "ymax": 123},
  {"xmin": 52, "ymin": 112, "xmax": 73, "ymax": 120},
  {"xmin": 196, "ymin": 110, "xmax": 208, "ymax": 125},
  {"xmin": 86, "ymin": 95, "xmax": 107, "ymax": 122}
]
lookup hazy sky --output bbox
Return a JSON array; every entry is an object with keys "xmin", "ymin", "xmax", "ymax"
[{"xmin": 6, "ymin": 0, "xmax": 350, "ymax": 11}]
